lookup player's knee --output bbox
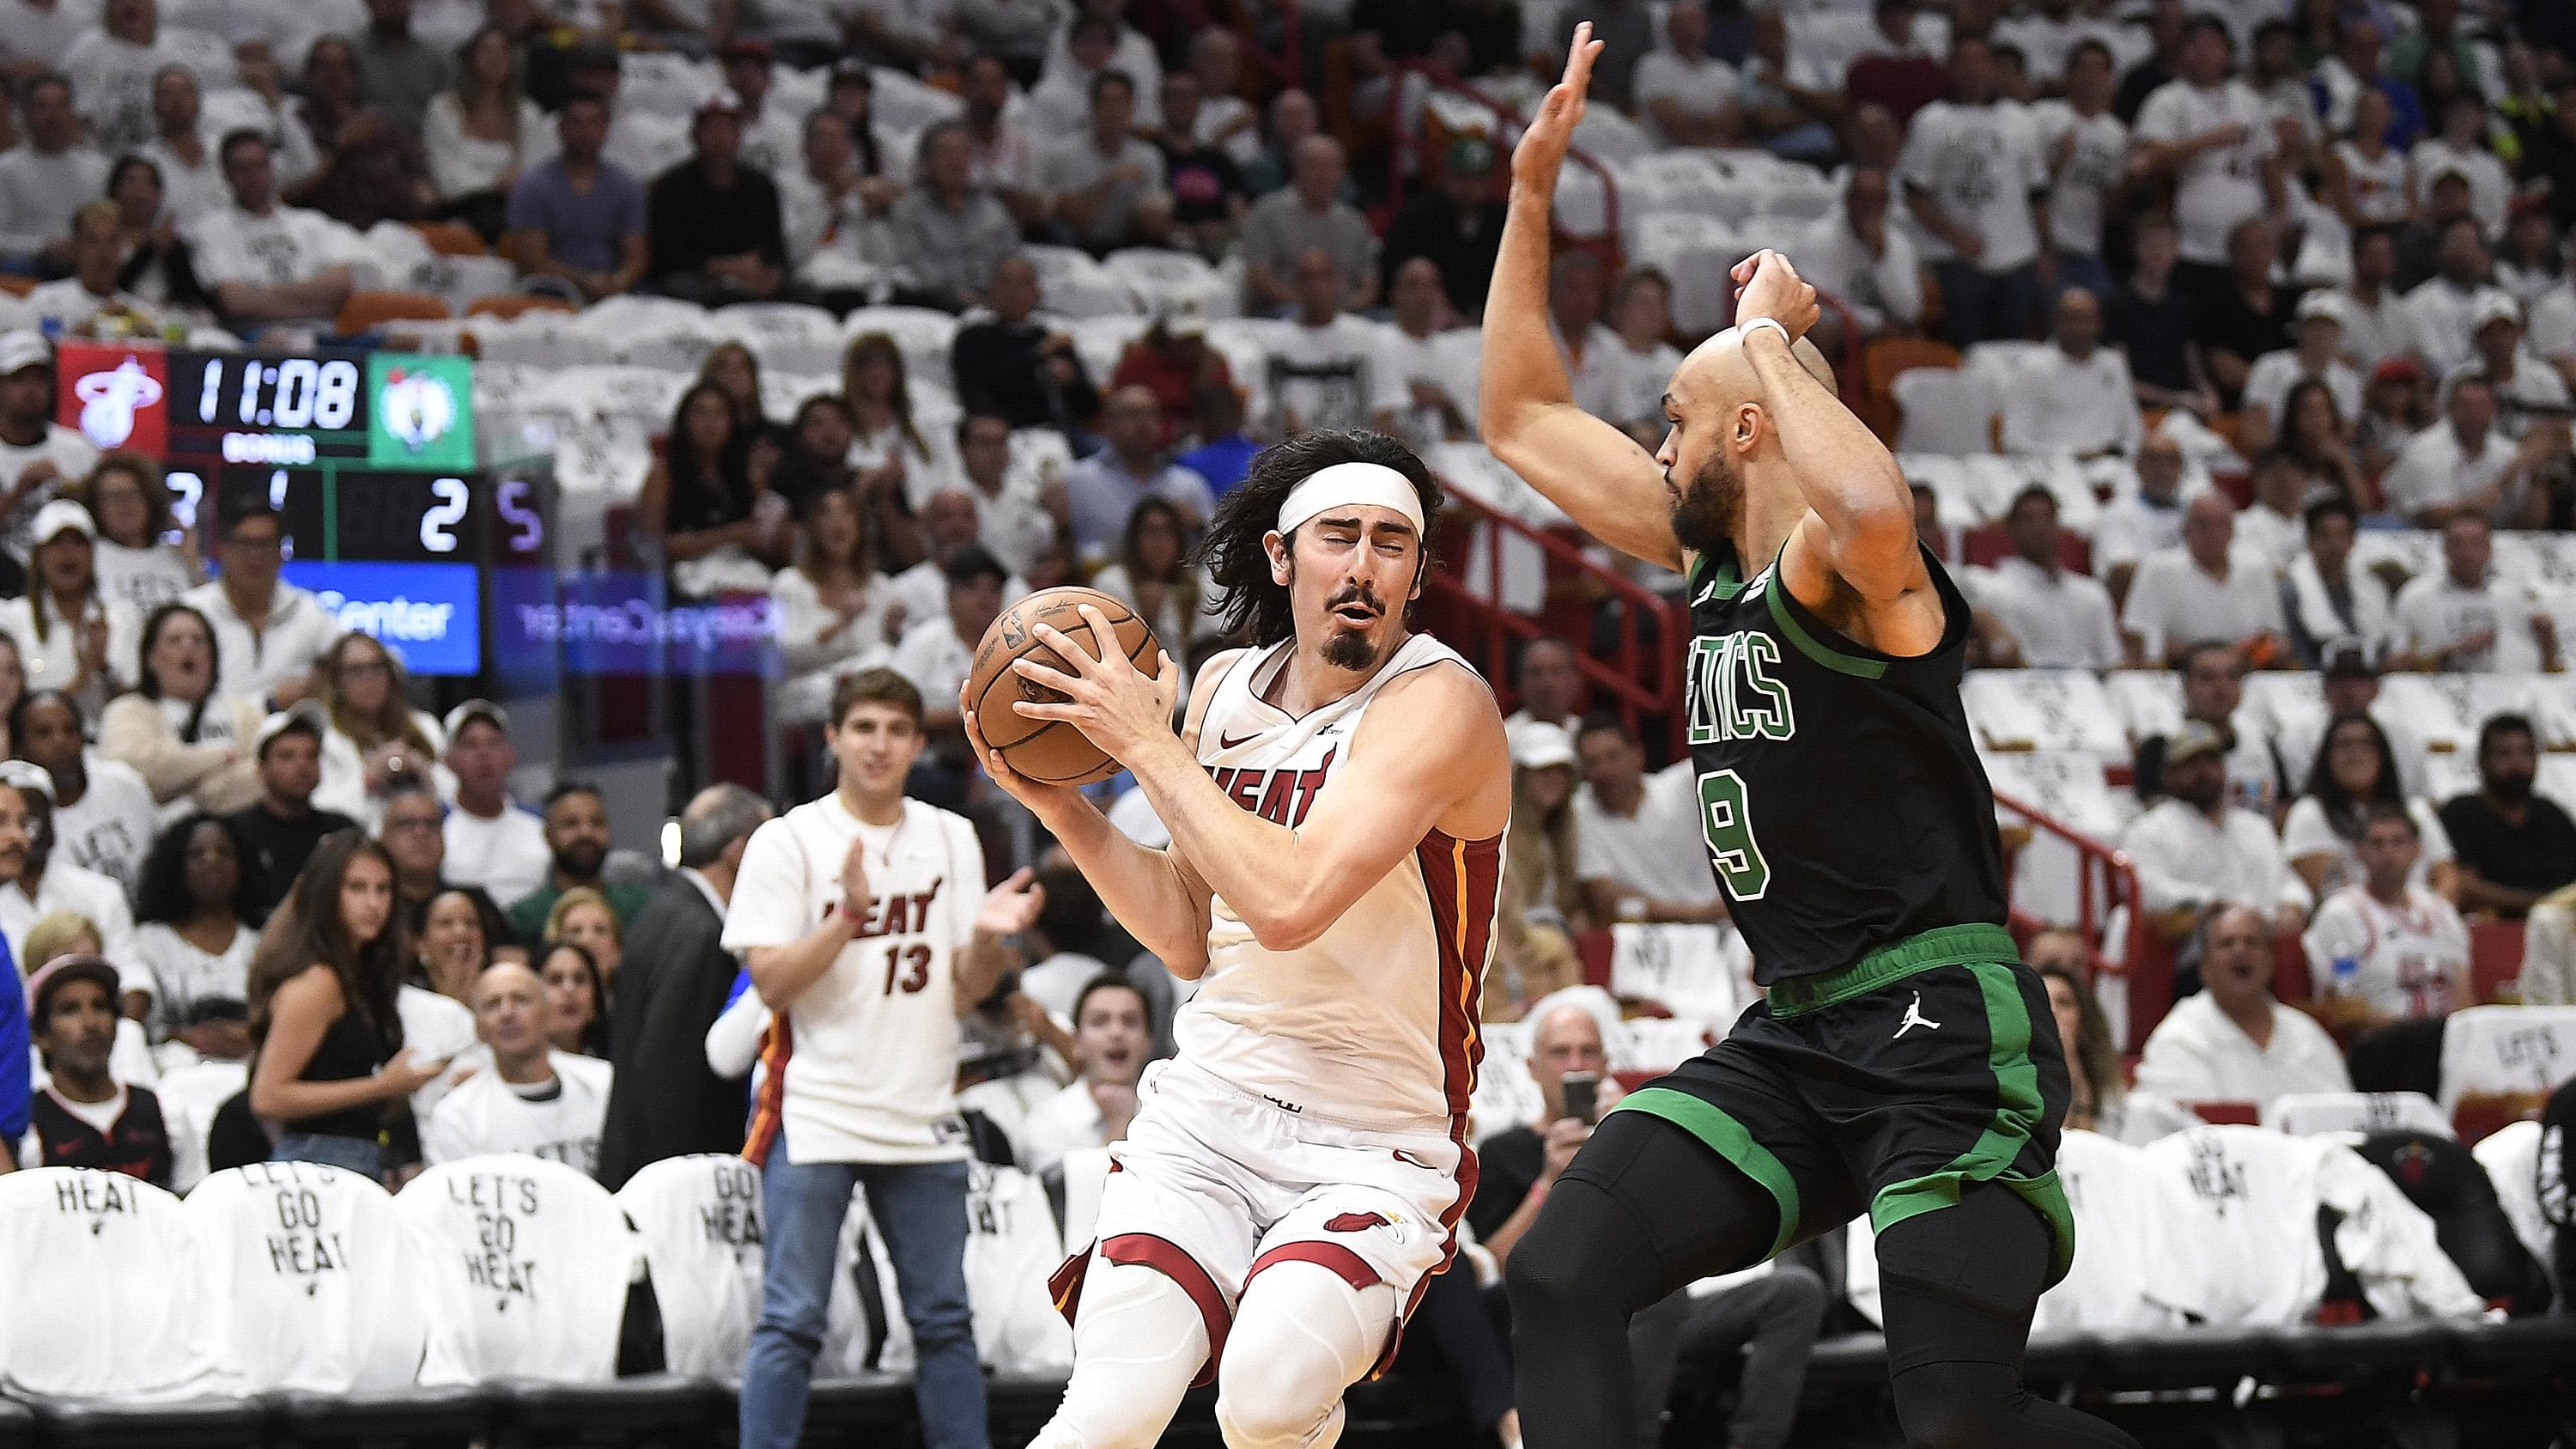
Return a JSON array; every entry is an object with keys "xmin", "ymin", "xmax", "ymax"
[
  {"xmin": 1504, "ymin": 1180, "xmax": 1629, "ymax": 1324},
  {"xmin": 1892, "ymin": 1360, "xmax": 2017, "ymax": 1449},
  {"xmin": 1213, "ymin": 1388, "xmax": 1342, "ymax": 1449}
]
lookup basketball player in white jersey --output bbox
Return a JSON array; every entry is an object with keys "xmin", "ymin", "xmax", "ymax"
[{"xmin": 961, "ymin": 429, "xmax": 1515, "ymax": 1449}]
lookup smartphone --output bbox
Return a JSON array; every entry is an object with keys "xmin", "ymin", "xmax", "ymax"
[{"xmin": 1560, "ymin": 1072, "xmax": 1599, "ymax": 1125}]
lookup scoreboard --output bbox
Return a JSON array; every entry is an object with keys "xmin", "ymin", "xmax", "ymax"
[{"xmin": 54, "ymin": 341, "xmax": 543, "ymax": 677}]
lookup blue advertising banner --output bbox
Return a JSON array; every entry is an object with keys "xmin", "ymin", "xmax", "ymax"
[
  {"xmin": 283, "ymin": 561, "xmax": 483, "ymax": 676},
  {"xmin": 492, "ymin": 569, "xmax": 781, "ymax": 678}
]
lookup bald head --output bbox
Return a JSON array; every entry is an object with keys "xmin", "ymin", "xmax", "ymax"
[
  {"xmin": 1292, "ymin": 134, "xmax": 1344, "ymax": 204},
  {"xmin": 2183, "ymin": 490, "xmax": 2234, "ymax": 569},
  {"xmin": 2053, "ymin": 288, "xmax": 2102, "ymax": 356},
  {"xmin": 1654, "ymin": 329, "xmax": 1841, "ymax": 557},
  {"xmin": 472, "ymin": 959, "xmax": 549, "ymax": 1065}
]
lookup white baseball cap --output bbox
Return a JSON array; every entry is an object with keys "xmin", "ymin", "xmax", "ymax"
[
  {"xmin": 1510, "ymin": 720, "xmax": 1577, "ymax": 770},
  {"xmin": 2470, "ymin": 292, "xmax": 2522, "ymax": 332},
  {"xmin": 0, "ymin": 331, "xmax": 50, "ymax": 377},
  {"xmin": 2293, "ymin": 290, "xmax": 2349, "ymax": 328},
  {"xmin": 0, "ymin": 759, "xmax": 55, "ymax": 802},
  {"xmin": 28, "ymin": 498, "xmax": 94, "ymax": 546}
]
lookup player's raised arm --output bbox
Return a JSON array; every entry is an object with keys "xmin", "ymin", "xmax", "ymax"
[
  {"xmin": 1478, "ymin": 24, "xmax": 1684, "ymax": 573},
  {"xmin": 1730, "ymin": 249, "xmax": 1929, "ymax": 617}
]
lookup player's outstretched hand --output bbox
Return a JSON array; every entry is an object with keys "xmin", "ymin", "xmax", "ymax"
[
  {"xmin": 976, "ymin": 868, "xmax": 1045, "ymax": 940},
  {"xmin": 1011, "ymin": 604, "xmax": 1184, "ymax": 764},
  {"xmin": 960, "ymin": 683, "xmax": 1086, "ymax": 815},
  {"xmin": 1511, "ymin": 21, "xmax": 1603, "ymax": 191},
  {"xmin": 1729, "ymin": 249, "xmax": 1820, "ymax": 340}
]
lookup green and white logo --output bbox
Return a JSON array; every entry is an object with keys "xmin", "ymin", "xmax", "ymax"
[{"xmin": 368, "ymin": 354, "xmax": 474, "ymax": 471}]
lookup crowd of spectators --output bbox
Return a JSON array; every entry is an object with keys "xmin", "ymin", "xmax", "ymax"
[{"xmin": 3, "ymin": 0, "xmax": 2576, "ymax": 1435}]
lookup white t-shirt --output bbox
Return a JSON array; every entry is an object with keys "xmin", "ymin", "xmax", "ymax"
[
  {"xmin": 0, "ymin": 591, "xmax": 140, "ymax": 694},
  {"xmin": 2092, "ymin": 490, "xmax": 2190, "ymax": 571},
  {"xmin": 2377, "ymin": 422, "xmax": 2524, "ymax": 527},
  {"xmin": 724, "ymin": 794, "xmax": 985, "ymax": 1165},
  {"xmin": 889, "ymin": 618, "xmax": 977, "ymax": 719},
  {"xmin": 422, "ymin": 1054, "xmax": 614, "ymax": 1178},
  {"xmin": 0, "ymin": 1166, "xmax": 210, "ymax": 1398},
  {"xmin": 399, "ymin": 1155, "xmax": 636, "ymax": 1386},
  {"xmin": 0, "ymin": 0, "xmax": 101, "ymax": 70},
  {"xmin": 2410, "ymin": 139, "xmax": 2513, "ymax": 235},
  {"xmin": 1631, "ymin": 50, "xmax": 1739, "ymax": 144},
  {"xmin": 2402, "ymin": 278, "xmax": 2514, "ymax": 377},
  {"xmin": 0, "ymin": 860, "xmax": 139, "ymax": 992},
  {"xmin": 1259, "ymin": 314, "xmax": 1406, "ymax": 437},
  {"xmin": 1376, "ymin": 323, "xmax": 1485, "ymax": 447},
  {"xmin": 2302, "ymin": 883, "xmax": 2470, "ymax": 1021},
  {"xmin": 1012, "ymin": 1077, "xmax": 1107, "ymax": 1181},
  {"xmin": 2000, "ymin": 344, "xmax": 2142, "ymax": 456},
  {"xmin": 2027, "ymin": 100, "xmax": 2129, "ymax": 257},
  {"xmin": 440, "ymin": 801, "xmax": 551, "ymax": 909},
  {"xmin": 185, "ymin": 202, "xmax": 365, "ymax": 304},
  {"xmin": 133, "ymin": 919, "xmax": 255, "ymax": 1031},
  {"xmin": 2278, "ymin": 796, "xmax": 2454, "ymax": 899},
  {"xmin": 2332, "ymin": 142, "xmax": 2412, "ymax": 226},
  {"xmin": 1898, "ymin": 99, "xmax": 2047, "ymax": 271},
  {"xmin": 60, "ymin": 30, "xmax": 197, "ymax": 155},
  {"xmin": 49, "ymin": 759, "xmax": 159, "ymax": 894},
  {"xmin": 177, "ymin": 579, "xmax": 343, "ymax": 709},
  {"xmin": 2134, "ymin": 78, "xmax": 2275, "ymax": 266},
  {"xmin": 613, "ymin": 1154, "xmax": 774, "ymax": 1379},
  {"xmin": 2531, "ymin": 283, "xmax": 2576, "ymax": 365},
  {"xmin": 2389, "ymin": 569, "xmax": 2550, "ymax": 673},
  {"xmin": 0, "ymin": 423, "xmax": 101, "ymax": 563},
  {"xmin": 2241, "ymin": 350, "xmax": 2361, "ymax": 434},
  {"xmin": 0, "ymin": 144, "xmax": 109, "ymax": 256},
  {"xmin": 1573, "ymin": 763, "xmax": 1724, "ymax": 912},
  {"xmin": 155, "ymin": 1056, "xmax": 246, "ymax": 1194},
  {"xmin": 182, "ymin": 1159, "xmax": 428, "ymax": 1393},
  {"xmin": 2119, "ymin": 546, "xmax": 2287, "ymax": 661},
  {"xmin": 93, "ymin": 539, "xmax": 197, "ymax": 616},
  {"xmin": 2119, "ymin": 798, "xmax": 2311, "ymax": 917},
  {"xmin": 1969, "ymin": 557, "xmax": 2123, "ymax": 669},
  {"xmin": 2132, "ymin": 990, "xmax": 2353, "ymax": 1108}
]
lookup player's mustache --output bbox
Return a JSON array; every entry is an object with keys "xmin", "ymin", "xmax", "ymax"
[{"xmin": 1326, "ymin": 585, "xmax": 1382, "ymax": 618}]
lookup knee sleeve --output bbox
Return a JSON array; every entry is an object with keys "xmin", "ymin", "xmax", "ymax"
[
  {"xmin": 1215, "ymin": 1262, "xmax": 1398, "ymax": 1449},
  {"xmin": 1028, "ymin": 1260, "xmax": 1211, "ymax": 1449}
]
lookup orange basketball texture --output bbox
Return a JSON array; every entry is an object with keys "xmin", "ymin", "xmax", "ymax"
[{"xmin": 967, "ymin": 587, "xmax": 1162, "ymax": 786}]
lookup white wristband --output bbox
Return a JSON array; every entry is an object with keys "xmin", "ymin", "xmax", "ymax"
[{"xmin": 1740, "ymin": 316, "xmax": 1791, "ymax": 348}]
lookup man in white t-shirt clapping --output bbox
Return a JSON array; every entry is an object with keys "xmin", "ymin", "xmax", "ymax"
[
  {"xmin": 422, "ymin": 960, "xmax": 615, "ymax": 1178},
  {"xmin": 438, "ymin": 700, "xmax": 550, "ymax": 909},
  {"xmin": 1899, "ymin": 34, "xmax": 2050, "ymax": 349},
  {"xmin": 2129, "ymin": 15, "xmax": 2282, "ymax": 304},
  {"xmin": 2378, "ymin": 374, "xmax": 2551, "ymax": 530},
  {"xmin": 728, "ymin": 667, "xmax": 1042, "ymax": 1449}
]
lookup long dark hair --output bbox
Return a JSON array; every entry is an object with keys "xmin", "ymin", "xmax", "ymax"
[
  {"xmin": 134, "ymin": 813, "xmax": 257, "ymax": 928},
  {"xmin": 2279, "ymin": 377, "xmax": 2345, "ymax": 468},
  {"xmin": 246, "ymin": 829, "xmax": 408, "ymax": 1047},
  {"xmin": 136, "ymin": 601, "xmax": 222, "ymax": 741},
  {"xmin": 2301, "ymin": 709, "xmax": 2405, "ymax": 840},
  {"xmin": 539, "ymin": 940, "xmax": 611, "ymax": 1056},
  {"xmin": 1197, "ymin": 430, "xmax": 1442, "ymax": 646}
]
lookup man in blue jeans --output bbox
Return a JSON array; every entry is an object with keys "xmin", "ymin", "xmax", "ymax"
[{"xmin": 725, "ymin": 669, "xmax": 1045, "ymax": 1449}]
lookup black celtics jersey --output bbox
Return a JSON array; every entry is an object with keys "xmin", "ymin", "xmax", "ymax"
[{"xmin": 1682, "ymin": 542, "xmax": 2008, "ymax": 983}]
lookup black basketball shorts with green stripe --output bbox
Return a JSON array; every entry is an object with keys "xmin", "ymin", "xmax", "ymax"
[{"xmin": 1615, "ymin": 923, "xmax": 2078, "ymax": 1282}]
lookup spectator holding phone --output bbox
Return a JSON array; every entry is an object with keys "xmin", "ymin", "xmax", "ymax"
[{"xmin": 1468, "ymin": 997, "xmax": 1625, "ymax": 1269}]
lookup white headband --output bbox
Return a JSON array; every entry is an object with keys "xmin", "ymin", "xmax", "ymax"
[{"xmin": 1275, "ymin": 461, "xmax": 1425, "ymax": 538}]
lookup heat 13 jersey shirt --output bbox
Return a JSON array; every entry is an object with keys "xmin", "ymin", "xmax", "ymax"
[
  {"xmin": 726, "ymin": 795, "xmax": 986, "ymax": 1166},
  {"xmin": 1182, "ymin": 632, "xmax": 1503, "ymax": 1133}
]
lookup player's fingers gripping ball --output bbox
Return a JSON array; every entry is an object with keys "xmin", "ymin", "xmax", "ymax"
[{"xmin": 966, "ymin": 586, "xmax": 1163, "ymax": 787}]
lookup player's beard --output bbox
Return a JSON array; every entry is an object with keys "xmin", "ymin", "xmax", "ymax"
[
  {"xmin": 1668, "ymin": 450, "xmax": 1741, "ymax": 558},
  {"xmin": 1318, "ymin": 581, "xmax": 1387, "ymax": 672}
]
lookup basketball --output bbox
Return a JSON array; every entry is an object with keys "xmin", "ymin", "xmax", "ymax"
[{"xmin": 966, "ymin": 587, "xmax": 1163, "ymax": 786}]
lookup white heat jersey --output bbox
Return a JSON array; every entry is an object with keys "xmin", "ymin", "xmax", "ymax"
[
  {"xmin": 1182, "ymin": 633, "xmax": 1503, "ymax": 1133},
  {"xmin": 421, "ymin": 1054, "xmax": 615, "ymax": 1178},
  {"xmin": 2303, "ymin": 886, "xmax": 2470, "ymax": 1022},
  {"xmin": 727, "ymin": 795, "xmax": 985, "ymax": 1166},
  {"xmin": 184, "ymin": 1161, "xmax": 428, "ymax": 1393}
]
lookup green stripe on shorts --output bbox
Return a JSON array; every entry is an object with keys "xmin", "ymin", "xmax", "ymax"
[
  {"xmin": 1616, "ymin": 1087, "xmax": 1801, "ymax": 1259},
  {"xmin": 1868, "ymin": 960, "xmax": 2076, "ymax": 1284}
]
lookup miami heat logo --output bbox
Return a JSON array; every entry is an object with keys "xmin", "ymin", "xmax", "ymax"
[
  {"xmin": 74, "ymin": 356, "xmax": 162, "ymax": 447},
  {"xmin": 1326, "ymin": 1211, "xmax": 1392, "ymax": 1233}
]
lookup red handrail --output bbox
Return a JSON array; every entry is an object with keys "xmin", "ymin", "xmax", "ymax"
[
  {"xmin": 1424, "ymin": 480, "xmax": 1684, "ymax": 741},
  {"xmin": 1991, "ymin": 787, "xmax": 2154, "ymax": 1048}
]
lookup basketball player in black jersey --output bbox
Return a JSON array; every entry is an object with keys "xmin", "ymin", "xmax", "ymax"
[{"xmin": 1477, "ymin": 27, "xmax": 2140, "ymax": 1449}]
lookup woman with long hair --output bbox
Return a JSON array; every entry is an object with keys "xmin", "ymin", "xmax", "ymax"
[
  {"xmin": 99, "ymin": 602, "xmax": 264, "ymax": 817},
  {"xmin": 638, "ymin": 381, "xmax": 788, "ymax": 591},
  {"xmin": 1090, "ymin": 496, "xmax": 1206, "ymax": 645},
  {"xmin": 840, "ymin": 332, "xmax": 939, "ymax": 505},
  {"xmin": 1488, "ymin": 721, "xmax": 1585, "ymax": 1019},
  {"xmin": 413, "ymin": 886, "xmax": 500, "ymax": 1005},
  {"xmin": 538, "ymin": 940, "xmax": 610, "ymax": 1056},
  {"xmin": 246, "ymin": 830, "xmax": 440, "ymax": 1178},
  {"xmin": 0, "ymin": 501, "xmax": 141, "ymax": 705},
  {"xmin": 770, "ymin": 483, "xmax": 894, "ymax": 723},
  {"xmin": 103, "ymin": 155, "xmax": 203, "ymax": 310},
  {"xmin": 292, "ymin": 35, "xmax": 368, "ymax": 184},
  {"xmin": 700, "ymin": 339, "xmax": 781, "ymax": 441},
  {"xmin": 544, "ymin": 886, "xmax": 623, "ymax": 987},
  {"xmin": 422, "ymin": 22, "xmax": 552, "ymax": 239},
  {"xmin": 76, "ymin": 454, "xmax": 197, "ymax": 613},
  {"xmin": 131, "ymin": 814, "xmax": 258, "ymax": 1034},
  {"xmin": 313, "ymin": 632, "xmax": 446, "ymax": 827},
  {"xmin": 2278, "ymin": 377, "xmax": 2365, "ymax": 507},
  {"xmin": 2030, "ymin": 939, "xmax": 2122, "ymax": 1132},
  {"xmin": 2283, "ymin": 710, "xmax": 2458, "ymax": 900}
]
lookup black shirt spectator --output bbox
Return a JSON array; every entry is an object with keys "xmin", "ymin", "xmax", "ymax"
[
  {"xmin": 1382, "ymin": 137, "xmax": 1508, "ymax": 319},
  {"xmin": 1155, "ymin": 74, "xmax": 1249, "ymax": 235},
  {"xmin": 952, "ymin": 253, "xmax": 1101, "ymax": 432},
  {"xmin": 646, "ymin": 93, "xmax": 789, "ymax": 306},
  {"xmin": 226, "ymin": 708, "xmax": 360, "ymax": 923},
  {"xmin": 2110, "ymin": 279, "xmax": 2197, "ymax": 396},
  {"xmin": 24, "ymin": 956, "xmax": 172, "ymax": 1185},
  {"xmin": 2439, "ymin": 715, "xmax": 2576, "ymax": 918}
]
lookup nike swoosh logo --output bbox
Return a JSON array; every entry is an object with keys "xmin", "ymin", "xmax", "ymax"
[{"xmin": 1218, "ymin": 730, "xmax": 1261, "ymax": 750}]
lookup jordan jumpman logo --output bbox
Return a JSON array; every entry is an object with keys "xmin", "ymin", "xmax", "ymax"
[{"xmin": 1894, "ymin": 991, "xmax": 1941, "ymax": 1039}]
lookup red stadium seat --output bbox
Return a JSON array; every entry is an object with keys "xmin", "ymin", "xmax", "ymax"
[
  {"xmin": 1575, "ymin": 929, "xmax": 1613, "ymax": 990},
  {"xmin": 2188, "ymin": 1100, "xmax": 2261, "ymax": 1125},
  {"xmin": 2271, "ymin": 930, "xmax": 2312, "ymax": 1006},
  {"xmin": 1960, "ymin": 524, "xmax": 2091, "ymax": 575},
  {"xmin": 2451, "ymin": 1092, "xmax": 2545, "ymax": 1148},
  {"xmin": 2468, "ymin": 919, "xmax": 2524, "ymax": 1003}
]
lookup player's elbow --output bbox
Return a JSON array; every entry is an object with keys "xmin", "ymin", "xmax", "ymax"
[{"xmin": 1239, "ymin": 895, "xmax": 1335, "ymax": 953}]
